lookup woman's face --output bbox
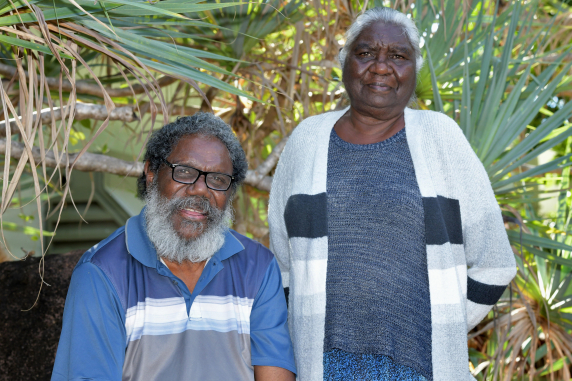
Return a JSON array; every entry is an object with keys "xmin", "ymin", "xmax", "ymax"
[{"xmin": 343, "ymin": 22, "xmax": 416, "ymax": 116}]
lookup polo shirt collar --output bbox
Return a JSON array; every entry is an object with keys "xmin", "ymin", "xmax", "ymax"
[{"xmin": 125, "ymin": 207, "xmax": 245, "ymax": 268}]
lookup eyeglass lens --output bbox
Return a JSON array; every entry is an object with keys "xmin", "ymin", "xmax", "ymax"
[{"xmin": 173, "ymin": 166, "xmax": 232, "ymax": 190}]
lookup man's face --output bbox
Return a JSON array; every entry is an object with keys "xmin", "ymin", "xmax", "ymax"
[
  {"xmin": 343, "ymin": 23, "xmax": 416, "ymax": 114},
  {"xmin": 145, "ymin": 134, "xmax": 234, "ymax": 241}
]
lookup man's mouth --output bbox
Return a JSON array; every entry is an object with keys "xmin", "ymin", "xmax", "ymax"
[
  {"xmin": 180, "ymin": 207, "xmax": 207, "ymax": 221},
  {"xmin": 185, "ymin": 208, "xmax": 204, "ymax": 213}
]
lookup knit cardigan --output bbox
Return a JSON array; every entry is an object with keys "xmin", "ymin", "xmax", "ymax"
[{"xmin": 268, "ymin": 107, "xmax": 517, "ymax": 381}]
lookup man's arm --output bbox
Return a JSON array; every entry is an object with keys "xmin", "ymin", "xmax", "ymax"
[
  {"xmin": 250, "ymin": 258, "xmax": 297, "ymax": 379},
  {"xmin": 254, "ymin": 365, "xmax": 295, "ymax": 381},
  {"xmin": 51, "ymin": 262, "xmax": 126, "ymax": 381}
]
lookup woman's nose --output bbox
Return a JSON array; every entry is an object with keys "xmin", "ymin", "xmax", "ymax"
[{"xmin": 370, "ymin": 54, "xmax": 392, "ymax": 75}]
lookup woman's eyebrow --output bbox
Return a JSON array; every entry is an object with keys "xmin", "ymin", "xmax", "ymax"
[
  {"xmin": 388, "ymin": 44, "xmax": 413, "ymax": 54},
  {"xmin": 353, "ymin": 42, "xmax": 374, "ymax": 50}
]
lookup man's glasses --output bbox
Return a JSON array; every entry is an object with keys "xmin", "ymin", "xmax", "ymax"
[{"xmin": 164, "ymin": 160, "xmax": 234, "ymax": 191}]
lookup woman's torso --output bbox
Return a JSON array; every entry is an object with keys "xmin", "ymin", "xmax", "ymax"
[{"xmin": 324, "ymin": 127, "xmax": 432, "ymax": 381}]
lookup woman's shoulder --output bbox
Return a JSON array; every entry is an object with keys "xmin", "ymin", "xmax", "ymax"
[
  {"xmin": 291, "ymin": 108, "xmax": 347, "ymax": 139},
  {"xmin": 405, "ymin": 108, "xmax": 478, "ymax": 159},
  {"xmin": 406, "ymin": 108, "xmax": 459, "ymax": 130},
  {"xmin": 405, "ymin": 108, "xmax": 468, "ymax": 143}
]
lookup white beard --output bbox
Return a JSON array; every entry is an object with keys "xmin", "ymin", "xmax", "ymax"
[{"xmin": 144, "ymin": 184, "xmax": 232, "ymax": 264}]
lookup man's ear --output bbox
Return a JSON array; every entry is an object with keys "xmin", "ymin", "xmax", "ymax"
[{"xmin": 144, "ymin": 161, "xmax": 155, "ymax": 187}]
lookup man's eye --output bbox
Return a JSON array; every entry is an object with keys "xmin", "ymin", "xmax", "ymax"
[{"xmin": 175, "ymin": 167, "xmax": 194, "ymax": 178}]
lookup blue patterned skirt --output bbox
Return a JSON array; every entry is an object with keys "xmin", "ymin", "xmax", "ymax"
[{"xmin": 324, "ymin": 349, "xmax": 428, "ymax": 381}]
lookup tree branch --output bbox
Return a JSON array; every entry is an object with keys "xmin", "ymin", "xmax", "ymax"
[
  {"xmin": 0, "ymin": 103, "xmax": 139, "ymax": 136},
  {"xmin": 0, "ymin": 138, "xmax": 144, "ymax": 177},
  {"xmin": 0, "ymin": 139, "xmax": 277, "ymax": 192},
  {"xmin": 244, "ymin": 136, "xmax": 287, "ymax": 190},
  {"xmin": 0, "ymin": 63, "xmax": 177, "ymax": 98}
]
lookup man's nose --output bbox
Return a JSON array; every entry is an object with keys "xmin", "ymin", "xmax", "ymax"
[{"xmin": 186, "ymin": 174, "xmax": 210, "ymax": 196}]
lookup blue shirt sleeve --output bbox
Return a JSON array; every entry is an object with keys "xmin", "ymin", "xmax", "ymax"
[
  {"xmin": 51, "ymin": 261, "xmax": 126, "ymax": 381},
  {"xmin": 250, "ymin": 257, "xmax": 296, "ymax": 374}
]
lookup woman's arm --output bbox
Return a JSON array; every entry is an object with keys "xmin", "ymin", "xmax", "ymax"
[
  {"xmin": 445, "ymin": 119, "xmax": 517, "ymax": 330},
  {"xmin": 268, "ymin": 138, "xmax": 294, "ymax": 287}
]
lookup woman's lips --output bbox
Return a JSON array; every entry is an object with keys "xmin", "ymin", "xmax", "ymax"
[
  {"xmin": 179, "ymin": 208, "xmax": 207, "ymax": 221},
  {"xmin": 367, "ymin": 83, "xmax": 392, "ymax": 91}
]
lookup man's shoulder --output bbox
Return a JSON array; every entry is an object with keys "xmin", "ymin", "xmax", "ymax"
[
  {"xmin": 229, "ymin": 230, "xmax": 274, "ymax": 262},
  {"xmin": 74, "ymin": 226, "xmax": 134, "ymax": 310},
  {"xmin": 226, "ymin": 230, "xmax": 276, "ymax": 277},
  {"xmin": 79, "ymin": 226, "xmax": 128, "ymax": 270}
]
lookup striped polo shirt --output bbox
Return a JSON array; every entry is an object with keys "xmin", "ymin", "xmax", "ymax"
[{"xmin": 52, "ymin": 209, "xmax": 296, "ymax": 381}]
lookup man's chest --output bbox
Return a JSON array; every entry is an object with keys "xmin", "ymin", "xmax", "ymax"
[{"xmin": 122, "ymin": 266, "xmax": 256, "ymax": 381}]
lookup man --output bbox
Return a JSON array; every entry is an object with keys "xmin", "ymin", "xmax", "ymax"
[{"xmin": 52, "ymin": 113, "xmax": 296, "ymax": 381}]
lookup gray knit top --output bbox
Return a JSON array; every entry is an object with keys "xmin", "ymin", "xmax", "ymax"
[{"xmin": 324, "ymin": 127, "xmax": 433, "ymax": 380}]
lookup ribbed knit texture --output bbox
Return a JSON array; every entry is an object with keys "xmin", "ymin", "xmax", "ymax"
[
  {"xmin": 323, "ymin": 349, "xmax": 426, "ymax": 381},
  {"xmin": 324, "ymin": 128, "xmax": 432, "ymax": 380}
]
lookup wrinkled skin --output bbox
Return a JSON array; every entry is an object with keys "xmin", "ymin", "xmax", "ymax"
[
  {"xmin": 336, "ymin": 22, "xmax": 417, "ymax": 144},
  {"xmin": 144, "ymin": 134, "xmax": 233, "ymax": 241}
]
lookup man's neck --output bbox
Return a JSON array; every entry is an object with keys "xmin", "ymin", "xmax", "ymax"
[{"xmin": 162, "ymin": 257, "xmax": 208, "ymax": 294}]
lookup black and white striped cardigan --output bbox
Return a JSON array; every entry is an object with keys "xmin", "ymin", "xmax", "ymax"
[{"xmin": 268, "ymin": 107, "xmax": 516, "ymax": 381}]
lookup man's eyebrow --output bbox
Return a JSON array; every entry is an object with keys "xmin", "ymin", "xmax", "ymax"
[
  {"xmin": 169, "ymin": 158, "xmax": 200, "ymax": 168},
  {"xmin": 172, "ymin": 159, "xmax": 232, "ymax": 174}
]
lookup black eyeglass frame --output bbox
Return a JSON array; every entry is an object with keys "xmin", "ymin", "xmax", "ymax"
[{"xmin": 163, "ymin": 159, "xmax": 235, "ymax": 191}]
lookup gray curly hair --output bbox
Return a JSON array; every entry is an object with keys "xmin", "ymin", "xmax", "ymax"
[
  {"xmin": 137, "ymin": 112, "xmax": 248, "ymax": 198},
  {"xmin": 338, "ymin": 7, "xmax": 424, "ymax": 75}
]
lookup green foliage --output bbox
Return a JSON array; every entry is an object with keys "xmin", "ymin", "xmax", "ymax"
[
  {"xmin": 190, "ymin": 0, "xmax": 304, "ymax": 61},
  {"xmin": 420, "ymin": 0, "xmax": 572, "ymax": 250},
  {"xmin": 0, "ymin": 0, "xmax": 257, "ymax": 99},
  {"xmin": 470, "ymin": 165, "xmax": 572, "ymax": 379},
  {"xmin": 417, "ymin": 0, "xmax": 572, "ymax": 377}
]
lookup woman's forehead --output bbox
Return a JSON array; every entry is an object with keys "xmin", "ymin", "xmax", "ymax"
[{"xmin": 354, "ymin": 22, "xmax": 412, "ymax": 48}]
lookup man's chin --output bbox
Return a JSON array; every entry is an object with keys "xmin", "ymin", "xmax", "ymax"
[
  {"xmin": 145, "ymin": 189, "xmax": 231, "ymax": 264},
  {"xmin": 176, "ymin": 229, "xmax": 205, "ymax": 242},
  {"xmin": 172, "ymin": 216, "xmax": 207, "ymax": 238}
]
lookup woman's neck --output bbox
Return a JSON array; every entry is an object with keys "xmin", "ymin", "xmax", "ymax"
[{"xmin": 334, "ymin": 106, "xmax": 405, "ymax": 145}]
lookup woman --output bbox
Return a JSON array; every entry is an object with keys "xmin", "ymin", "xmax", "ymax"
[{"xmin": 268, "ymin": 7, "xmax": 516, "ymax": 381}]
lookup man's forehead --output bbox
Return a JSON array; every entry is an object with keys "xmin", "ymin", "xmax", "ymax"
[
  {"xmin": 171, "ymin": 134, "xmax": 221, "ymax": 152},
  {"xmin": 168, "ymin": 134, "xmax": 232, "ymax": 167},
  {"xmin": 173, "ymin": 132, "xmax": 218, "ymax": 145}
]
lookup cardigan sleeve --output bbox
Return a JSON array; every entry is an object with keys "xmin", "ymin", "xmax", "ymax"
[
  {"xmin": 443, "ymin": 118, "xmax": 517, "ymax": 331},
  {"xmin": 268, "ymin": 136, "xmax": 294, "ymax": 288}
]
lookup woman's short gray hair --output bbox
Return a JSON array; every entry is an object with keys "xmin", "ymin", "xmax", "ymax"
[{"xmin": 338, "ymin": 7, "xmax": 424, "ymax": 75}]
